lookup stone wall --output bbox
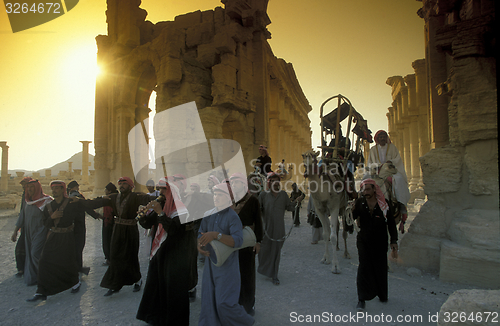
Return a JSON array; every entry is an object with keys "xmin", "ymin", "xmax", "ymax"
[
  {"xmin": 93, "ymin": 0, "xmax": 312, "ymax": 193},
  {"xmin": 398, "ymin": 0, "xmax": 498, "ymax": 289}
]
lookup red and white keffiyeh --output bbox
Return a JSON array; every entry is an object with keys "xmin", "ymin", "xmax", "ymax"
[
  {"xmin": 360, "ymin": 178, "xmax": 389, "ymax": 218},
  {"xmin": 150, "ymin": 178, "xmax": 189, "ymax": 259},
  {"xmin": 25, "ymin": 180, "xmax": 53, "ymax": 211}
]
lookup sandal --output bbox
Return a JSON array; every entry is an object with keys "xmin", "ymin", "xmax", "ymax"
[{"xmin": 272, "ymin": 278, "xmax": 280, "ymax": 285}]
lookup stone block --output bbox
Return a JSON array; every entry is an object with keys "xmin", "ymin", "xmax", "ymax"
[
  {"xmin": 447, "ymin": 209, "xmax": 500, "ymax": 251},
  {"xmin": 238, "ymin": 56, "xmax": 254, "ymax": 92},
  {"xmin": 440, "ymin": 240, "xmax": 500, "ymax": 288},
  {"xmin": 220, "ymin": 53, "xmax": 238, "ymax": 69},
  {"xmin": 186, "ymin": 25, "xmax": 202, "ymax": 48},
  {"xmin": 201, "ymin": 9, "xmax": 214, "ymax": 24},
  {"xmin": 199, "ymin": 22, "xmax": 215, "ymax": 44},
  {"xmin": 409, "ymin": 188, "xmax": 425, "ymax": 204},
  {"xmin": 0, "ymin": 198, "xmax": 14, "ymax": 209},
  {"xmin": 153, "ymin": 26, "xmax": 183, "ymax": 60},
  {"xmin": 197, "ymin": 43, "xmax": 218, "ymax": 68},
  {"xmin": 224, "ymin": 22, "xmax": 252, "ymax": 43},
  {"xmin": 457, "ymin": 91, "xmax": 498, "ymax": 144},
  {"xmin": 406, "ymin": 201, "xmax": 448, "ymax": 238},
  {"xmin": 186, "ymin": 22, "xmax": 214, "ymax": 48},
  {"xmin": 438, "ymin": 289, "xmax": 500, "ymax": 326},
  {"xmin": 214, "ymin": 32, "xmax": 237, "ymax": 55},
  {"xmin": 399, "ymin": 232, "xmax": 441, "ymax": 272},
  {"xmin": 212, "ymin": 64, "xmax": 237, "ymax": 89},
  {"xmin": 211, "ymin": 83, "xmax": 255, "ymax": 114},
  {"xmin": 174, "ymin": 10, "xmax": 202, "ymax": 30},
  {"xmin": 420, "ymin": 147, "xmax": 462, "ymax": 195},
  {"xmin": 464, "ymin": 140, "xmax": 499, "ymax": 196},
  {"xmin": 214, "ymin": 6, "xmax": 226, "ymax": 34},
  {"xmin": 159, "ymin": 57, "xmax": 182, "ymax": 86}
]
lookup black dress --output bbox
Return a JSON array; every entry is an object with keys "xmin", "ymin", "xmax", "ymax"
[{"xmin": 353, "ymin": 196, "xmax": 397, "ymax": 301}]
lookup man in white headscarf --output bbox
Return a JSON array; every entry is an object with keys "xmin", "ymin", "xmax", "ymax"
[{"xmin": 367, "ymin": 130, "xmax": 410, "ymax": 206}]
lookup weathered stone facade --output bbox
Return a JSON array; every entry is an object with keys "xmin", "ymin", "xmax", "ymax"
[
  {"xmin": 93, "ymin": 0, "xmax": 312, "ymax": 193},
  {"xmin": 396, "ymin": 0, "xmax": 498, "ymax": 288}
]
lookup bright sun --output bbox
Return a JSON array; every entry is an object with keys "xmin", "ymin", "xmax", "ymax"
[
  {"xmin": 58, "ymin": 43, "xmax": 101, "ymax": 104},
  {"xmin": 61, "ymin": 44, "xmax": 101, "ymax": 85}
]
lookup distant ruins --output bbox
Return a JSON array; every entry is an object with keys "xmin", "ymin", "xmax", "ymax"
[
  {"xmin": 0, "ymin": 141, "xmax": 94, "ymax": 209},
  {"xmin": 388, "ymin": 0, "xmax": 498, "ymax": 288},
  {"xmin": 93, "ymin": 0, "xmax": 312, "ymax": 193}
]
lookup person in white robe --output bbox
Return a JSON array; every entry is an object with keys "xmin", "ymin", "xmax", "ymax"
[{"xmin": 366, "ymin": 130, "xmax": 410, "ymax": 206}]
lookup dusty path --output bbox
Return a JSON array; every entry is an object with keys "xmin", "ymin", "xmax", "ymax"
[{"xmin": 0, "ymin": 203, "xmax": 476, "ymax": 326}]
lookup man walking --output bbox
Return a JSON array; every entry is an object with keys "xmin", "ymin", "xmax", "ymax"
[
  {"xmin": 229, "ymin": 172, "xmax": 263, "ymax": 316},
  {"xmin": 353, "ymin": 179, "xmax": 398, "ymax": 311},
  {"xmin": 80, "ymin": 177, "xmax": 150, "ymax": 296},
  {"xmin": 257, "ymin": 172, "xmax": 303, "ymax": 285},
  {"xmin": 11, "ymin": 176, "xmax": 32, "ymax": 278},
  {"xmin": 67, "ymin": 180, "xmax": 102, "ymax": 276},
  {"xmin": 136, "ymin": 177, "xmax": 193, "ymax": 325},
  {"xmin": 27, "ymin": 181, "xmax": 85, "ymax": 301},
  {"xmin": 197, "ymin": 182, "xmax": 254, "ymax": 326},
  {"xmin": 16, "ymin": 179, "xmax": 52, "ymax": 286}
]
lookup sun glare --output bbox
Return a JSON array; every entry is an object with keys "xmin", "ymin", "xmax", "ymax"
[{"xmin": 61, "ymin": 45, "xmax": 100, "ymax": 84}]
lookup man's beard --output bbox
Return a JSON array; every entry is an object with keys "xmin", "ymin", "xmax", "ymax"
[{"xmin": 120, "ymin": 187, "xmax": 130, "ymax": 194}]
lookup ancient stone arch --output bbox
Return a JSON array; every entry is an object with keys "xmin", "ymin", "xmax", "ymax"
[{"xmin": 93, "ymin": 0, "xmax": 312, "ymax": 193}]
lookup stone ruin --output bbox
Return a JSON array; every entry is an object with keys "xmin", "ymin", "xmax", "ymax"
[
  {"xmin": 392, "ymin": 0, "xmax": 498, "ymax": 289},
  {"xmin": 93, "ymin": 0, "xmax": 312, "ymax": 194},
  {"xmin": 0, "ymin": 141, "xmax": 95, "ymax": 210}
]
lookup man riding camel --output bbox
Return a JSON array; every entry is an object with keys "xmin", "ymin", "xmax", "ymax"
[{"xmin": 366, "ymin": 130, "xmax": 410, "ymax": 231}]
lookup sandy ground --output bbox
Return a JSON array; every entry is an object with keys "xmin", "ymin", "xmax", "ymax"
[{"xmin": 0, "ymin": 202, "xmax": 479, "ymax": 326}]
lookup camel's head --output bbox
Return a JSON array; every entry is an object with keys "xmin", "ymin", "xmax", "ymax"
[
  {"xmin": 302, "ymin": 150, "xmax": 319, "ymax": 166},
  {"xmin": 379, "ymin": 162, "xmax": 397, "ymax": 178}
]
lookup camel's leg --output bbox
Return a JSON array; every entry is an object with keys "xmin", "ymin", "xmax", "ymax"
[
  {"xmin": 317, "ymin": 213, "xmax": 331, "ymax": 265},
  {"xmin": 343, "ymin": 227, "xmax": 350, "ymax": 259},
  {"xmin": 329, "ymin": 213, "xmax": 340, "ymax": 274},
  {"xmin": 335, "ymin": 217, "xmax": 340, "ymax": 251}
]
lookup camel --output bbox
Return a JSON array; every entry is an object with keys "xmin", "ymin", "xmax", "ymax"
[{"xmin": 302, "ymin": 150, "xmax": 348, "ymax": 274}]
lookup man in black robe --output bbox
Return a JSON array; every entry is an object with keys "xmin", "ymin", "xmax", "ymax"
[
  {"xmin": 67, "ymin": 180, "xmax": 102, "ymax": 276},
  {"xmin": 353, "ymin": 179, "xmax": 398, "ymax": 311},
  {"xmin": 255, "ymin": 145, "xmax": 272, "ymax": 175},
  {"xmin": 289, "ymin": 183, "xmax": 304, "ymax": 227},
  {"xmin": 136, "ymin": 177, "xmax": 193, "ymax": 325},
  {"xmin": 27, "ymin": 180, "xmax": 85, "ymax": 302},
  {"xmin": 229, "ymin": 172, "xmax": 263, "ymax": 316},
  {"xmin": 80, "ymin": 176, "xmax": 150, "ymax": 296},
  {"xmin": 180, "ymin": 177, "xmax": 215, "ymax": 302}
]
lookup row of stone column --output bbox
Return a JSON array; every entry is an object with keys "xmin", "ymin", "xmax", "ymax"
[
  {"xmin": 0, "ymin": 141, "xmax": 93, "ymax": 192},
  {"xmin": 386, "ymin": 59, "xmax": 431, "ymax": 192}
]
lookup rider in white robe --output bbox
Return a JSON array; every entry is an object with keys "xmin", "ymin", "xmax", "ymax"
[{"xmin": 366, "ymin": 130, "xmax": 410, "ymax": 205}]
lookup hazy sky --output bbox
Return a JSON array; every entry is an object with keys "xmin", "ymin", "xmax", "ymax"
[{"xmin": 0, "ymin": 0, "xmax": 424, "ymax": 171}]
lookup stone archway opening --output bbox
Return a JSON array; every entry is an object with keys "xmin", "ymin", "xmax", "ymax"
[{"xmin": 131, "ymin": 63, "xmax": 158, "ymax": 188}]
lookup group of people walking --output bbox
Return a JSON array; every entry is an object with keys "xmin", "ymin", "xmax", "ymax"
[{"xmin": 10, "ymin": 130, "xmax": 406, "ymax": 322}]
